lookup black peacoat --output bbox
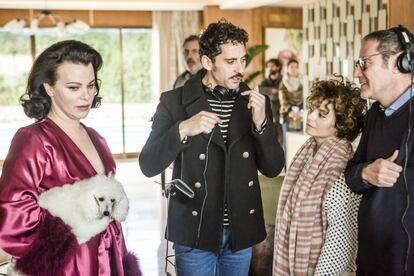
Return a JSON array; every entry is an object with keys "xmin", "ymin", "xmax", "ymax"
[{"xmin": 139, "ymin": 71, "xmax": 285, "ymax": 253}]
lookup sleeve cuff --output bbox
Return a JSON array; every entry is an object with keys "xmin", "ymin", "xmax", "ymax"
[
  {"xmin": 175, "ymin": 121, "xmax": 191, "ymax": 149},
  {"xmin": 254, "ymin": 118, "xmax": 267, "ymax": 135},
  {"xmin": 181, "ymin": 136, "xmax": 189, "ymax": 144},
  {"xmin": 15, "ymin": 210, "xmax": 78, "ymax": 275},
  {"xmin": 355, "ymin": 162, "xmax": 373, "ymax": 191},
  {"xmin": 360, "ymin": 163, "xmax": 372, "ymax": 188}
]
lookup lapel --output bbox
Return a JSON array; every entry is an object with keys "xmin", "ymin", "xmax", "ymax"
[
  {"xmin": 44, "ymin": 117, "xmax": 111, "ymax": 177},
  {"xmin": 182, "ymin": 71, "xmax": 226, "ymax": 151},
  {"xmin": 85, "ymin": 126, "xmax": 115, "ymax": 175},
  {"xmin": 227, "ymin": 82, "xmax": 252, "ymax": 147}
]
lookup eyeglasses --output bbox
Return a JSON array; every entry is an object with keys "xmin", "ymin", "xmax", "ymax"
[{"xmin": 355, "ymin": 51, "xmax": 392, "ymax": 71}]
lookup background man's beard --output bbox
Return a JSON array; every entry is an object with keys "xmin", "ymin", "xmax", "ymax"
[{"xmin": 186, "ymin": 59, "xmax": 195, "ymax": 67}]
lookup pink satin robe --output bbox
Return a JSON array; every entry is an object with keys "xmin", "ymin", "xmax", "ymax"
[{"xmin": 0, "ymin": 117, "xmax": 130, "ymax": 275}]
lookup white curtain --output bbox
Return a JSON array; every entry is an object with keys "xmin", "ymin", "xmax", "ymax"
[
  {"xmin": 152, "ymin": 11, "xmax": 202, "ymax": 95},
  {"xmin": 152, "ymin": 13, "xmax": 201, "ymax": 275}
]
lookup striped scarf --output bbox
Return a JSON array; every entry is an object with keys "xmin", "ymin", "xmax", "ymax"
[{"xmin": 273, "ymin": 136, "xmax": 353, "ymax": 276}]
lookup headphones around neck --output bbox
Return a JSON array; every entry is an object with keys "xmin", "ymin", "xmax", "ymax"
[
  {"xmin": 211, "ymin": 85, "xmax": 237, "ymax": 100},
  {"xmin": 390, "ymin": 25, "xmax": 414, "ymax": 74}
]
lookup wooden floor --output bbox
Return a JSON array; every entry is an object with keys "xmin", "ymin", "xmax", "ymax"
[{"xmin": 117, "ymin": 158, "xmax": 167, "ymax": 276}]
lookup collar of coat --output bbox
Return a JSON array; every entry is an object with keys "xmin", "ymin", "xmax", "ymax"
[{"xmin": 180, "ymin": 69, "xmax": 253, "ymax": 151}]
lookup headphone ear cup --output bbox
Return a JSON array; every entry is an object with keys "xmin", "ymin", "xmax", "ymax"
[
  {"xmin": 211, "ymin": 85, "xmax": 238, "ymax": 100},
  {"xmin": 391, "ymin": 25, "xmax": 413, "ymax": 74},
  {"xmin": 212, "ymin": 85, "xmax": 229, "ymax": 100},
  {"xmin": 397, "ymin": 51, "xmax": 414, "ymax": 73}
]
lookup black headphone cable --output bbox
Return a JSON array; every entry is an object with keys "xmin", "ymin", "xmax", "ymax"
[{"xmin": 401, "ymin": 56, "xmax": 414, "ymax": 276}]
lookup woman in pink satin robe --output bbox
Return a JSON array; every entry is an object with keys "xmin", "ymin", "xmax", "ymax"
[{"xmin": 0, "ymin": 40, "xmax": 140, "ymax": 276}]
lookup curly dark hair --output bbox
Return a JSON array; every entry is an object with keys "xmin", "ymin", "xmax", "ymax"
[
  {"xmin": 307, "ymin": 75, "xmax": 367, "ymax": 142},
  {"xmin": 20, "ymin": 40, "xmax": 103, "ymax": 120},
  {"xmin": 199, "ymin": 19, "xmax": 248, "ymax": 62}
]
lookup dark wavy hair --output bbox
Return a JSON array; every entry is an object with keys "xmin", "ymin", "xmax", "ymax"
[
  {"xmin": 20, "ymin": 40, "xmax": 103, "ymax": 119},
  {"xmin": 287, "ymin": 59, "xmax": 299, "ymax": 67},
  {"xmin": 183, "ymin": 34, "xmax": 199, "ymax": 47},
  {"xmin": 199, "ymin": 19, "xmax": 248, "ymax": 62},
  {"xmin": 266, "ymin": 58, "xmax": 281, "ymax": 68},
  {"xmin": 307, "ymin": 75, "xmax": 367, "ymax": 142}
]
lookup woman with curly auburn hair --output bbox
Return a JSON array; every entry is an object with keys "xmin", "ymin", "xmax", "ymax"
[{"xmin": 273, "ymin": 75, "xmax": 366, "ymax": 276}]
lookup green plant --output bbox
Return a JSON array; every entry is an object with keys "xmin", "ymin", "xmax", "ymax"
[{"xmin": 244, "ymin": 44, "xmax": 268, "ymax": 85}]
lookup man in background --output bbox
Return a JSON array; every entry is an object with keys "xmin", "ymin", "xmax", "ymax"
[
  {"xmin": 173, "ymin": 34, "xmax": 203, "ymax": 88},
  {"xmin": 259, "ymin": 58, "xmax": 283, "ymax": 144}
]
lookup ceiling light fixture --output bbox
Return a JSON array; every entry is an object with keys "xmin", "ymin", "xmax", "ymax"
[
  {"xmin": 3, "ymin": 9, "xmax": 90, "ymax": 35},
  {"xmin": 3, "ymin": 18, "xmax": 26, "ymax": 33}
]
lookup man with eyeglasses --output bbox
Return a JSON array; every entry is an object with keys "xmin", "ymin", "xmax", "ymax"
[{"xmin": 345, "ymin": 26, "xmax": 414, "ymax": 276}]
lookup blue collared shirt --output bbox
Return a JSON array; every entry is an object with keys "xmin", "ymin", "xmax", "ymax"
[{"xmin": 384, "ymin": 84, "xmax": 414, "ymax": 116}]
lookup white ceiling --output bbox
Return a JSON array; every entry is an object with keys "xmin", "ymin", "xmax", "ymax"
[{"xmin": 0, "ymin": 0, "xmax": 319, "ymax": 10}]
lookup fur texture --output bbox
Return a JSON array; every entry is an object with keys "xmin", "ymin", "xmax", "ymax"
[
  {"xmin": 38, "ymin": 174, "xmax": 129, "ymax": 244},
  {"xmin": 249, "ymin": 225, "xmax": 274, "ymax": 276},
  {"xmin": 13, "ymin": 211, "xmax": 78, "ymax": 276},
  {"xmin": 123, "ymin": 252, "xmax": 142, "ymax": 276}
]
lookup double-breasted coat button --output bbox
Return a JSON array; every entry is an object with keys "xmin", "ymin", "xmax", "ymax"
[
  {"xmin": 249, "ymin": 209, "xmax": 255, "ymax": 214},
  {"xmin": 194, "ymin": 182, "xmax": 201, "ymax": 188},
  {"xmin": 243, "ymin": 151, "xmax": 249, "ymax": 158},
  {"xmin": 199, "ymin": 153, "xmax": 206, "ymax": 160},
  {"xmin": 248, "ymin": 181, "xmax": 254, "ymax": 187},
  {"xmin": 192, "ymin": 211, "xmax": 198, "ymax": 216}
]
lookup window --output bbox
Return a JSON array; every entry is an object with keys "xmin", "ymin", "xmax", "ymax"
[
  {"xmin": 122, "ymin": 28, "xmax": 152, "ymax": 153},
  {"xmin": 0, "ymin": 30, "xmax": 33, "ymax": 159},
  {"xmin": 0, "ymin": 27, "xmax": 153, "ymax": 160}
]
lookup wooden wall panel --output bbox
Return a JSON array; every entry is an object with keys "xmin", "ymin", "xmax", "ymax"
[
  {"xmin": 92, "ymin": 11, "xmax": 151, "ymax": 27},
  {"xmin": 0, "ymin": 9, "xmax": 31, "ymax": 25},
  {"xmin": 388, "ymin": 0, "xmax": 414, "ymax": 31},
  {"xmin": 251, "ymin": 8, "xmax": 264, "ymax": 84},
  {"xmin": 261, "ymin": 7, "xmax": 302, "ymax": 29},
  {"xmin": 203, "ymin": 6, "xmax": 253, "ymax": 36},
  {"xmin": 42, "ymin": 10, "xmax": 89, "ymax": 27},
  {"xmin": 0, "ymin": 9, "xmax": 152, "ymax": 27}
]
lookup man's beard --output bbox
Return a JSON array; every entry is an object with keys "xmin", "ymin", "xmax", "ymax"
[
  {"xmin": 187, "ymin": 59, "xmax": 198, "ymax": 72},
  {"xmin": 186, "ymin": 59, "xmax": 195, "ymax": 68}
]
